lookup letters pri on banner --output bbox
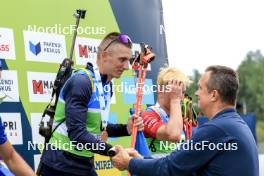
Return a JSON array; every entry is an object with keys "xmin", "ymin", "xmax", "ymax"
[{"xmin": 0, "ymin": 113, "xmax": 23, "ymax": 145}]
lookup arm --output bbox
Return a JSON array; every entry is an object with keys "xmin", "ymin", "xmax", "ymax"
[
  {"xmin": 65, "ymin": 74, "xmax": 112, "ymax": 156},
  {"xmin": 106, "ymin": 123, "xmax": 130, "ymax": 137},
  {"xmin": 112, "ymin": 124, "xmax": 233, "ymax": 175},
  {"xmin": 0, "ymin": 141, "xmax": 35, "ymax": 176},
  {"xmin": 0, "ymin": 117, "xmax": 35, "ymax": 176},
  {"xmin": 142, "ymin": 110, "xmax": 165, "ymax": 138},
  {"xmin": 107, "ymin": 116, "xmax": 144, "ymax": 137},
  {"xmin": 156, "ymin": 99, "xmax": 182, "ymax": 142},
  {"xmin": 106, "ymin": 77, "xmax": 144, "ymax": 137},
  {"xmin": 156, "ymin": 80, "xmax": 183, "ymax": 142},
  {"xmin": 143, "ymin": 80, "xmax": 183, "ymax": 142},
  {"xmin": 128, "ymin": 125, "xmax": 233, "ymax": 176}
]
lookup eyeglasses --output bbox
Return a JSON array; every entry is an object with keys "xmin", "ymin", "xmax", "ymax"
[{"xmin": 103, "ymin": 34, "xmax": 132, "ymax": 51}]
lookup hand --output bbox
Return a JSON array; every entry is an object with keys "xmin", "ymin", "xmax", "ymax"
[
  {"xmin": 166, "ymin": 79, "xmax": 184, "ymax": 101},
  {"xmin": 127, "ymin": 114, "xmax": 144, "ymax": 134},
  {"xmin": 125, "ymin": 148, "xmax": 143, "ymax": 159},
  {"xmin": 111, "ymin": 145, "xmax": 131, "ymax": 171}
]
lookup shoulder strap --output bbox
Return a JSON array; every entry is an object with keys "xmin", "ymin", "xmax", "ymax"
[{"xmin": 73, "ymin": 68, "xmax": 94, "ymax": 92}]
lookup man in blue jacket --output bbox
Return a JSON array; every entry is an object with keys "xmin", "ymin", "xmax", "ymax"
[{"xmin": 112, "ymin": 65, "xmax": 259, "ymax": 176}]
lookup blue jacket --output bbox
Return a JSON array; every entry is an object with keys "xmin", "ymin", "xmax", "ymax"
[
  {"xmin": 0, "ymin": 117, "xmax": 7, "ymax": 145},
  {"xmin": 129, "ymin": 108, "xmax": 259, "ymax": 176},
  {"xmin": 42, "ymin": 67, "xmax": 129, "ymax": 175}
]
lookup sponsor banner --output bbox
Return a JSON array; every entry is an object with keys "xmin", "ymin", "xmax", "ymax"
[
  {"xmin": 121, "ymin": 77, "xmax": 155, "ymax": 105},
  {"xmin": 94, "ymin": 155, "xmax": 121, "ymax": 176},
  {"xmin": 0, "ymin": 113, "xmax": 23, "ymax": 145},
  {"xmin": 74, "ymin": 37, "xmax": 101, "ymax": 66},
  {"xmin": 27, "ymin": 72, "xmax": 56, "ymax": 102},
  {"xmin": 30, "ymin": 113, "xmax": 47, "ymax": 144},
  {"xmin": 0, "ymin": 28, "xmax": 16, "ymax": 60},
  {"xmin": 0, "ymin": 70, "xmax": 19, "ymax": 102},
  {"xmin": 23, "ymin": 31, "xmax": 67, "ymax": 63}
]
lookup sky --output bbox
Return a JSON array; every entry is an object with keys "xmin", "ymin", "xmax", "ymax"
[{"xmin": 162, "ymin": 0, "xmax": 264, "ymax": 76}]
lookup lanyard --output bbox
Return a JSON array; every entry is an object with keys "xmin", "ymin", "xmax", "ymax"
[{"xmin": 93, "ymin": 64, "xmax": 111, "ymax": 129}]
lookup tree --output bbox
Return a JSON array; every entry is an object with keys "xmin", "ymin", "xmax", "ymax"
[
  {"xmin": 186, "ymin": 69, "xmax": 201, "ymax": 112},
  {"xmin": 237, "ymin": 50, "xmax": 264, "ymax": 121}
]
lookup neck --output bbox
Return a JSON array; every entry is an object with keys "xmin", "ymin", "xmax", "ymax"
[
  {"xmin": 97, "ymin": 60, "xmax": 112, "ymax": 83},
  {"xmin": 206, "ymin": 103, "xmax": 234, "ymax": 120},
  {"xmin": 106, "ymin": 76, "xmax": 112, "ymax": 83},
  {"xmin": 157, "ymin": 99, "xmax": 170, "ymax": 115}
]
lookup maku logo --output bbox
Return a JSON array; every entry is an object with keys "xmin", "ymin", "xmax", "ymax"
[
  {"xmin": 74, "ymin": 38, "xmax": 101, "ymax": 66},
  {"xmin": 27, "ymin": 72, "xmax": 56, "ymax": 102},
  {"xmin": 29, "ymin": 41, "xmax": 41, "ymax": 55},
  {"xmin": 32, "ymin": 80, "xmax": 53, "ymax": 94},
  {"xmin": 79, "ymin": 44, "xmax": 97, "ymax": 58}
]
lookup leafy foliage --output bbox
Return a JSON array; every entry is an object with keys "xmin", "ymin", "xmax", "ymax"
[{"xmin": 237, "ymin": 50, "xmax": 264, "ymax": 121}]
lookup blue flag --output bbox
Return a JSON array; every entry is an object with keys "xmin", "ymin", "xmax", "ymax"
[
  {"xmin": 130, "ymin": 108, "xmax": 151, "ymax": 157},
  {"xmin": 135, "ymin": 131, "xmax": 151, "ymax": 157}
]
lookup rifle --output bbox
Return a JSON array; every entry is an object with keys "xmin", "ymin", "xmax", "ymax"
[{"xmin": 36, "ymin": 9, "xmax": 86, "ymax": 175}]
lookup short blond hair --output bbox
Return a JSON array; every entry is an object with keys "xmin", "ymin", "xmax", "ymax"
[{"xmin": 157, "ymin": 66, "xmax": 191, "ymax": 87}]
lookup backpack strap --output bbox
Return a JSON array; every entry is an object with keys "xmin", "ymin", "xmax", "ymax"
[{"xmin": 73, "ymin": 68, "xmax": 94, "ymax": 92}]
